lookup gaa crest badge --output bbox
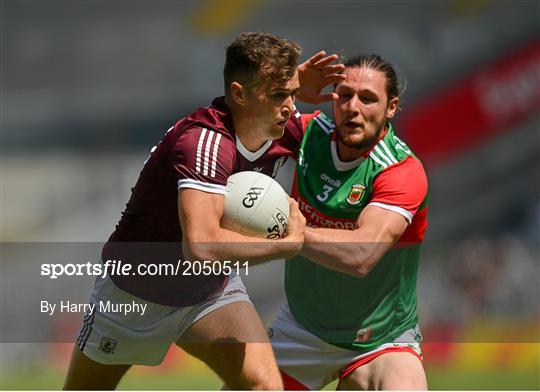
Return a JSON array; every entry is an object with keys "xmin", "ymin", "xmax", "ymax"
[
  {"xmin": 346, "ymin": 184, "xmax": 365, "ymax": 206},
  {"xmin": 99, "ymin": 337, "xmax": 118, "ymax": 354}
]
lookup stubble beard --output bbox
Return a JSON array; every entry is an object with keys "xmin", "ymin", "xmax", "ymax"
[{"xmin": 336, "ymin": 121, "xmax": 387, "ymax": 150}]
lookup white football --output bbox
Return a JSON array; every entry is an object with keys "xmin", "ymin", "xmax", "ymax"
[{"xmin": 222, "ymin": 171, "xmax": 289, "ymax": 239}]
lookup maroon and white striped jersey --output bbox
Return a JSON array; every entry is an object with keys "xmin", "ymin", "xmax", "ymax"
[{"xmin": 104, "ymin": 97, "xmax": 304, "ymax": 307}]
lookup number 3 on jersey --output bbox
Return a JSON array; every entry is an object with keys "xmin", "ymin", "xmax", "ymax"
[{"xmin": 316, "ymin": 184, "xmax": 334, "ymax": 202}]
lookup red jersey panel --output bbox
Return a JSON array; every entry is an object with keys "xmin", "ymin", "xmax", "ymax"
[
  {"xmin": 105, "ymin": 97, "xmax": 303, "ymax": 307},
  {"xmin": 369, "ymin": 156, "xmax": 428, "ymax": 243}
]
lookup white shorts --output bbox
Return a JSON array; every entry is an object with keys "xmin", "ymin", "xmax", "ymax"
[
  {"xmin": 269, "ymin": 304, "xmax": 423, "ymax": 390},
  {"xmin": 77, "ymin": 273, "xmax": 251, "ymax": 366}
]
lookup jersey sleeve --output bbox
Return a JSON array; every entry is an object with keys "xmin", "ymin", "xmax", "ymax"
[
  {"xmin": 172, "ymin": 127, "xmax": 235, "ymax": 195},
  {"xmin": 368, "ymin": 156, "xmax": 428, "ymax": 224}
]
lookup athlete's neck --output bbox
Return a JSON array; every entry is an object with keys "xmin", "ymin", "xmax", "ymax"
[
  {"xmin": 336, "ymin": 142, "xmax": 369, "ymax": 162},
  {"xmin": 226, "ymin": 96, "xmax": 268, "ymax": 152},
  {"xmin": 236, "ymin": 129, "xmax": 269, "ymax": 152}
]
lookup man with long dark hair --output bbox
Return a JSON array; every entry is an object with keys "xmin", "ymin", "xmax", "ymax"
[{"xmin": 270, "ymin": 55, "xmax": 429, "ymax": 390}]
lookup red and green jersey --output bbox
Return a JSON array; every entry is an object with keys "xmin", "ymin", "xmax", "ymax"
[{"xmin": 286, "ymin": 112, "xmax": 428, "ymax": 352}]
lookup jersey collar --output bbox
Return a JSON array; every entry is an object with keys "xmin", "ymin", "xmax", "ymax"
[
  {"xmin": 361, "ymin": 124, "xmax": 390, "ymax": 158},
  {"xmin": 330, "ymin": 124, "xmax": 390, "ymax": 171},
  {"xmin": 214, "ymin": 96, "xmax": 274, "ymax": 162},
  {"xmin": 330, "ymin": 140, "xmax": 365, "ymax": 171},
  {"xmin": 236, "ymin": 135, "xmax": 273, "ymax": 162},
  {"xmin": 211, "ymin": 96, "xmax": 236, "ymax": 134}
]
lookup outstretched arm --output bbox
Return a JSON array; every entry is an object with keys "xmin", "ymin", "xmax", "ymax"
[
  {"xmin": 299, "ymin": 157, "xmax": 428, "ymax": 277},
  {"xmin": 300, "ymin": 205, "xmax": 407, "ymax": 277}
]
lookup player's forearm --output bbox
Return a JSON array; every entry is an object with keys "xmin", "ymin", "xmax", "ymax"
[
  {"xmin": 185, "ymin": 226, "xmax": 301, "ymax": 265},
  {"xmin": 301, "ymin": 227, "xmax": 386, "ymax": 277}
]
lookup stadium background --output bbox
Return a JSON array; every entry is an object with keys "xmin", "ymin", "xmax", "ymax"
[{"xmin": 1, "ymin": 1, "xmax": 539, "ymax": 389}]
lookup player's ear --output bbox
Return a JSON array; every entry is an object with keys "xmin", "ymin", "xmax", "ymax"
[
  {"xmin": 386, "ymin": 96, "xmax": 399, "ymax": 119},
  {"xmin": 230, "ymin": 82, "xmax": 247, "ymax": 106}
]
